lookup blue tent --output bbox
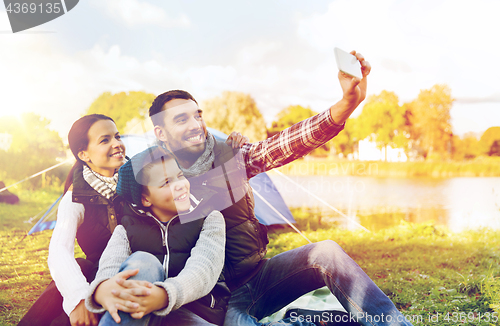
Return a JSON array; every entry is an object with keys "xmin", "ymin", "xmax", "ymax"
[{"xmin": 28, "ymin": 128, "xmax": 295, "ymax": 234}]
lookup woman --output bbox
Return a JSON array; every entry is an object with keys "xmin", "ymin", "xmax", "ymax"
[
  {"xmin": 18, "ymin": 114, "xmax": 127, "ymax": 326},
  {"xmin": 18, "ymin": 114, "xmax": 248, "ymax": 326}
]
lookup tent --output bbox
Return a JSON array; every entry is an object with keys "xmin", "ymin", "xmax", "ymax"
[{"xmin": 28, "ymin": 128, "xmax": 295, "ymax": 235}]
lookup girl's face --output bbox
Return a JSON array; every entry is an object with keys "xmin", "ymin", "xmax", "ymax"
[
  {"xmin": 78, "ymin": 119, "xmax": 126, "ymax": 177},
  {"xmin": 141, "ymin": 158, "xmax": 191, "ymax": 222}
]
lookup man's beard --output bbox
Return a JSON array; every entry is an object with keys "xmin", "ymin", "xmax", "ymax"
[{"xmin": 164, "ymin": 129, "xmax": 206, "ymax": 164}]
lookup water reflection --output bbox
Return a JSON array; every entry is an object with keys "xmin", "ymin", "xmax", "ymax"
[{"xmin": 268, "ymin": 175, "xmax": 500, "ymax": 232}]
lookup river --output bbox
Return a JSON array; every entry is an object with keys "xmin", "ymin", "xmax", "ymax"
[{"xmin": 268, "ymin": 174, "xmax": 500, "ymax": 232}]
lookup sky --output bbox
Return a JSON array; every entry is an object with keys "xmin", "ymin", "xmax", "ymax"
[{"xmin": 1, "ymin": 0, "xmax": 499, "ymax": 139}]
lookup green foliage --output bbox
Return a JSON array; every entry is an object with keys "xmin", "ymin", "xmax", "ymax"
[
  {"xmin": 202, "ymin": 91, "xmax": 267, "ymax": 142},
  {"xmin": 482, "ymin": 268, "xmax": 500, "ymax": 314},
  {"xmin": 479, "ymin": 127, "xmax": 500, "ymax": 156},
  {"xmin": 356, "ymin": 91, "xmax": 409, "ymax": 159},
  {"xmin": 330, "ymin": 118, "xmax": 358, "ymax": 157},
  {"xmin": 407, "ymin": 85, "xmax": 454, "ymax": 159},
  {"xmin": 86, "ymin": 91, "xmax": 156, "ymax": 133},
  {"xmin": 0, "ymin": 113, "xmax": 66, "ymax": 189}
]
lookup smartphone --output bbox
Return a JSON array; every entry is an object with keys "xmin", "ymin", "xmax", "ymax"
[{"xmin": 334, "ymin": 47, "xmax": 362, "ymax": 79}]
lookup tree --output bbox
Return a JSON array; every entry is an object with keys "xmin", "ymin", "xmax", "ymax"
[
  {"xmin": 268, "ymin": 105, "xmax": 317, "ymax": 134},
  {"xmin": 86, "ymin": 91, "xmax": 156, "ymax": 133},
  {"xmin": 406, "ymin": 84, "xmax": 454, "ymax": 160},
  {"xmin": 330, "ymin": 117, "xmax": 359, "ymax": 157},
  {"xmin": 452, "ymin": 133, "xmax": 481, "ymax": 160},
  {"xmin": 269, "ymin": 105, "xmax": 336, "ymax": 156},
  {"xmin": 356, "ymin": 91, "xmax": 409, "ymax": 161},
  {"xmin": 202, "ymin": 91, "xmax": 267, "ymax": 142},
  {"xmin": 479, "ymin": 126, "xmax": 500, "ymax": 156},
  {"xmin": 489, "ymin": 140, "xmax": 500, "ymax": 156},
  {"xmin": 0, "ymin": 113, "xmax": 65, "ymax": 189}
]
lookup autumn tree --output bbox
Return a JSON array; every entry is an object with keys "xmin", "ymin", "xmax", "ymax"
[
  {"xmin": 269, "ymin": 105, "xmax": 335, "ymax": 156},
  {"xmin": 479, "ymin": 126, "xmax": 500, "ymax": 156},
  {"xmin": 0, "ymin": 113, "xmax": 65, "ymax": 189},
  {"xmin": 202, "ymin": 91, "xmax": 267, "ymax": 142},
  {"xmin": 355, "ymin": 91, "xmax": 409, "ymax": 161},
  {"xmin": 268, "ymin": 105, "xmax": 317, "ymax": 134},
  {"xmin": 86, "ymin": 91, "xmax": 156, "ymax": 133},
  {"xmin": 452, "ymin": 133, "xmax": 481, "ymax": 160},
  {"xmin": 406, "ymin": 85, "xmax": 454, "ymax": 160},
  {"xmin": 330, "ymin": 117, "xmax": 359, "ymax": 157}
]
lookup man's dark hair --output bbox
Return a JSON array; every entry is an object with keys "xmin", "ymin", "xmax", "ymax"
[{"xmin": 149, "ymin": 90, "xmax": 198, "ymax": 127}]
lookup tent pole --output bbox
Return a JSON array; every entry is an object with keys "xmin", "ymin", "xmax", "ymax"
[
  {"xmin": 273, "ymin": 170, "xmax": 371, "ymax": 233},
  {"xmin": 0, "ymin": 159, "xmax": 72, "ymax": 194},
  {"xmin": 253, "ymin": 190, "xmax": 312, "ymax": 244},
  {"xmin": 28, "ymin": 194, "xmax": 63, "ymax": 235}
]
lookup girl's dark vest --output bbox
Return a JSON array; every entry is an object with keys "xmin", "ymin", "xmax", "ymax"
[
  {"xmin": 121, "ymin": 203, "xmax": 229, "ymax": 326},
  {"xmin": 186, "ymin": 140, "xmax": 269, "ymax": 289},
  {"xmin": 121, "ymin": 203, "xmax": 205, "ymax": 278},
  {"xmin": 72, "ymin": 165, "xmax": 124, "ymax": 265}
]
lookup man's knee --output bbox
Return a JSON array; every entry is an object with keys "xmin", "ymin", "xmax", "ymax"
[{"xmin": 308, "ymin": 240, "xmax": 346, "ymax": 263}]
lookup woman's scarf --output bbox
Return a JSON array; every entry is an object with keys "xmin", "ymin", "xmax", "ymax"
[{"xmin": 82, "ymin": 165, "xmax": 119, "ymax": 200}]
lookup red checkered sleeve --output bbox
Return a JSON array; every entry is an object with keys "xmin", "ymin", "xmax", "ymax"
[{"xmin": 241, "ymin": 109, "xmax": 344, "ymax": 178}]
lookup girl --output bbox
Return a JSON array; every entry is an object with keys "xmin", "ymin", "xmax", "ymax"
[
  {"xmin": 87, "ymin": 146, "xmax": 228, "ymax": 325},
  {"xmin": 17, "ymin": 114, "xmax": 247, "ymax": 326}
]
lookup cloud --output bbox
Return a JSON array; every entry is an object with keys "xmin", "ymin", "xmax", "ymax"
[
  {"xmin": 455, "ymin": 93, "xmax": 500, "ymax": 104},
  {"xmin": 0, "ymin": 25, "xmax": 188, "ymax": 138},
  {"xmin": 89, "ymin": 0, "xmax": 190, "ymax": 28},
  {"xmin": 296, "ymin": 0, "xmax": 500, "ymax": 103},
  {"xmin": 237, "ymin": 41, "xmax": 282, "ymax": 66}
]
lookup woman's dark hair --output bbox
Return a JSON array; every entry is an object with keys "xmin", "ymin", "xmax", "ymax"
[{"xmin": 64, "ymin": 114, "xmax": 115, "ymax": 193}]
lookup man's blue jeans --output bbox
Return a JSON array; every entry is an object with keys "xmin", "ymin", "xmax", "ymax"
[
  {"xmin": 98, "ymin": 251, "xmax": 216, "ymax": 326},
  {"xmin": 224, "ymin": 240, "xmax": 413, "ymax": 326}
]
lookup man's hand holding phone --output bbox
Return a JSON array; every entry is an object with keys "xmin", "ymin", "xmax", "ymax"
[{"xmin": 330, "ymin": 48, "xmax": 371, "ymax": 125}]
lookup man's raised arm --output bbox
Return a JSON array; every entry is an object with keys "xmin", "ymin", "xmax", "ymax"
[{"xmin": 241, "ymin": 50, "xmax": 371, "ymax": 178}]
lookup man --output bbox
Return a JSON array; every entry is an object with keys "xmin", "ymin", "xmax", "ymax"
[{"xmin": 146, "ymin": 51, "xmax": 412, "ymax": 326}]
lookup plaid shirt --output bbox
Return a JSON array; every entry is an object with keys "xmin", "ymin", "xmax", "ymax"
[{"xmin": 241, "ymin": 109, "xmax": 344, "ymax": 179}]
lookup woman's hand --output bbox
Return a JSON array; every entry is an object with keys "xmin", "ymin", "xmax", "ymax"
[
  {"xmin": 69, "ymin": 300, "xmax": 99, "ymax": 326},
  {"xmin": 225, "ymin": 132, "xmax": 250, "ymax": 149}
]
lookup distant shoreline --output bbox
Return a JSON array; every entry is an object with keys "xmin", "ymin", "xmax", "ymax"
[{"xmin": 274, "ymin": 158, "xmax": 500, "ymax": 178}]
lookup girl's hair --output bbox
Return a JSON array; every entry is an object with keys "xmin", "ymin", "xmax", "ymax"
[
  {"xmin": 137, "ymin": 151, "xmax": 177, "ymax": 196},
  {"xmin": 63, "ymin": 114, "xmax": 115, "ymax": 193}
]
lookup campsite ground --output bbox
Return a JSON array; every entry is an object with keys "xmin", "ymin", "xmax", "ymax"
[{"xmin": 1, "ymin": 189, "xmax": 499, "ymax": 326}]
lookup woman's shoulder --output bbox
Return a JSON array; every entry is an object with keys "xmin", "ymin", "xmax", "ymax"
[{"xmin": 54, "ymin": 190, "xmax": 85, "ymax": 226}]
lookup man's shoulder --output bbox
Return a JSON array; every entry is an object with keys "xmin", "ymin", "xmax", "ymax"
[{"xmin": 213, "ymin": 140, "xmax": 240, "ymax": 166}]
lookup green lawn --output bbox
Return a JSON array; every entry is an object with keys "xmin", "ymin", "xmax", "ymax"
[{"xmin": 1, "ymin": 190, "xmax": 499, "ymax": 325}]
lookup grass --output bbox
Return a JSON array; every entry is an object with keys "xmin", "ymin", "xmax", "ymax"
[
  {"xmin": 275, "ymin": 156, "xmax": 500, "ymax": 178},
  {"xmin": 268, "ymin": 210, "xmax": 500, "ymax": 325},
  {"xmin": 1, "ymin": 191, "xmax": 499, "ymax": 325},
  {"xmin": 0, "ymin": 188, "xmax": 60, "ymax": 325}
]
